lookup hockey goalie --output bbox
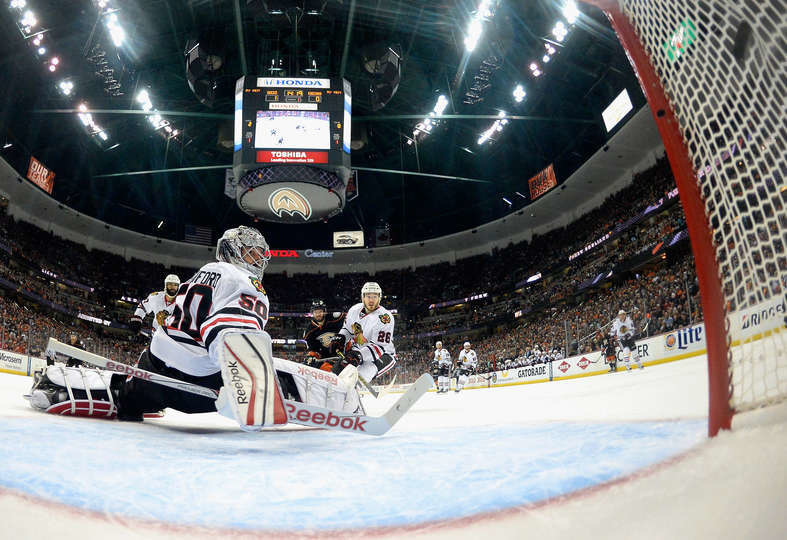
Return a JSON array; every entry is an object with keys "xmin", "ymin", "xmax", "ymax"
[{"xmin": 26, "ymin": 226, "xmax": 369, "ymax": 432}]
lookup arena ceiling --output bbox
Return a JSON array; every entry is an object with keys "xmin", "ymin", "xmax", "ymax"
[{"xmin": 0, "ymin": 0, "xmax": 647, "ymax": 249}]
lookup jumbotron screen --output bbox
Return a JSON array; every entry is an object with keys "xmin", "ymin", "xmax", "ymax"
[{"xmin": 234, "ymin": 76, "xmax": 351, "ymax": 167}]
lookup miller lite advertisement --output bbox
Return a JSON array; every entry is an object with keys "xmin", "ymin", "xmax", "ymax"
[{"xmin": 26, "ymin": 156, "xmax": 55, "ymax": 194}]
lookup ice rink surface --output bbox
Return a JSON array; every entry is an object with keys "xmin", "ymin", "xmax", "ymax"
[{"xmin": 1, "ymin": 355, "xmax": 785, "ymax": 539}]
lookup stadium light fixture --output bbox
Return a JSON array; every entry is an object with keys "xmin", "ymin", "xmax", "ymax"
[
  {"xmin": 106, "ymin": 13, "xmax": 125, "ymax": 47},
  {"xmin": 50, "ymin": 56, "xmax": 59, "ymax": 65},
  {"xmin": 58, "ymin": 80, "xmax": 74, "ymax": 96},
  {"xmin": 513, "ymin": 84, "xmax": 526, "ymax": 103},
  {"xmin": 502, "ymin": 197, "xmax": 512, "ymax": 206},
  {"xmin": 157, "ymin": 220, "xmax": 164, "ymax": 229},
  {"xmin": 37, "ymin": 46, "xmax": 45, "ymax": 55},
  {"xmin": 32, "ymin": 35, "xmax": 41, "ymax": 46},
  {"xmin": 563, "ymin": 1, "xmax": 579, "ymax": 25},
  {"xmin": 10, "ymin": 1, "xmax": 27, "ymax": 10},
  {"xmin": 552, "ymin": 21, "xmax": 568, "ymax": 42},
  {"xmin": 543, "ymin": 54, "xmax": 550, "ymax": 63},
  {"xmin": 20, "ymin": 9, "xmax": 36, "ymax": 29},
  {"xmin": 464, "ymin": 18, "xmax": 483, "ymax": 52},
  {"xmin": 98, "ymin": 131, "xmax": 108, "ymax": 141},
  {"xmin": 48, "ymin": 64, "xmax": 56, "ymax": 72}
]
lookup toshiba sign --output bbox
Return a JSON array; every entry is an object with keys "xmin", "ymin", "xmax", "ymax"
[{"xmin": 256, "ymin": 151, "xmax": 329, "ymax": 164}]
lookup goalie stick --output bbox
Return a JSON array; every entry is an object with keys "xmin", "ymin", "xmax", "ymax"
[{"xmin": 46, "ymin": 338, "xmax": 431, "ymax": 436}]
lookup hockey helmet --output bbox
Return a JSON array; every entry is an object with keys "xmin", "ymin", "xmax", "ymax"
[
  {"xmin": 435, "ymin": 341, "xmax": 443, "ymax": 349},
  {"xmin": 463, "ymin": 341, "xmax": 471, "ymax": 349},
  {"xmin": 164, "ymin": 274, "xmax": 180, "ymax": 299},
  {"xmin": 216, "ymin": 226, "xmax": 270, "ymax": 279},
  {"xmin": 361, "ymin": 282, "xmax": 382, "ymax": 298}
]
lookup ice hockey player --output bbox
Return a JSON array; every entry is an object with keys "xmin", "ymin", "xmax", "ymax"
[
  {"xmin": 302, "ymin": 299, "xmax": 345, "ymax": 368},
  {"xmin": 328, "ymin": 282, "xmax": 397, "ymax": 384},
  {"xmin": 46, "ymin": 332, "xmax": 85, "ymax": 367},
  {"xmin": 611, "ymin": 309, "xmax": 643, "ymax": 370},
  {"xmin": 433, "ymin": 341, "xmax": 452, "ymax": 393},
  {"xmin": 455, "ymin": 341, "xmax": 477, "ymax": 392},
  {"xmin": 27, "ymin": 226, "xmax": 367, "ymax": 430},
  {"xmin": 597, "ymin": 330, "xmax": 618, "ymax": 373},
  {"xmin": 129, "ymin": 274, "xmax": 181, "ymax": 337}
]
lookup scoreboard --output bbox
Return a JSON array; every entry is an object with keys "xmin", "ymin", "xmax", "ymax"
[{"xmin": 232, "ymin": 77, "xmax": 352, "ymax": 223}]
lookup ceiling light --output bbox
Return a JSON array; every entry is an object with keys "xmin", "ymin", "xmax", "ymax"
[
  {"xmin": 464, "ymin": 18, "xmax": 483, "ymax": 52},
  {"xmin": 106, "ymin": 13, "xmax": 126, "ymax": 47},
  {"xmin": 172, "ymin": 130, "xmax": 178, "ymax": 136},
  {"xmin": 502, "ymin": 197, "xmax": 512, "ymax": 206},
  {"xmin": 50, "ymin": 56, "xmax": 59, "ymax": 65},
  {"xmin": 37, "ymin": 47, "xmax": 45, "ymax": 55},
  {"xmin": 513, "ymin": 84, "xmax": 526, "ymax": 103},
  {"xmin": 98, "ymin": 131, "xmax": 108, "ymax": 141},
  {"xmin": 136, "ymin": 90, "xmax": 149, "ymax": 103},
  {"xmin": 433, "ymin": 95, "xmax": 449, "ymax": 115},
  {"xmin": 58, "ymin": 80, "xmax": 74, "ymax": 95},
  {"xmin": 20, "ymin": 10, "xmax": 36, "ymax": 28},
  {"xmin": 48, "ymin": 64, "xmax": 56, "ymax": 72},
  {"xmin": 10, "ymin": 1, "xmax": 27, "ymax": 9},
  {"xmin": 563, "ymin": 1, "xmax": 580, "ymax": 25},
  {"xmin": 157, "ymin": 220, "xmax": 164, "ymax": 229},
  {"xmin": 32, "ymin": 35, "xmax": 41, "ymax": 46},
  {"xmin": 543, "ymin": 55, "xmax": 550, "ymax": 63}
]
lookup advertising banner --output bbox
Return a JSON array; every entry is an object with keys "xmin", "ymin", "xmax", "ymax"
[
  {"xmin": 333, "ymin": 230, "xmax": 364, "ymax": 248},
  {"xmin": 26, "ymin": 156, "xmax": 55, "ymax": 194}
]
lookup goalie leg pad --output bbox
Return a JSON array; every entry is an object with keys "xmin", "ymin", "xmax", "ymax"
[
  {"xmin": 272, "ymin": 357, "xmax": 360, "ymax": 413},
  {"xmin": 27, "ymin": 365, "xmax": 116, "ymax": 418},
  {"xmin": 216, "ymin": 330, "xmax": 287, "ymax": 431}
]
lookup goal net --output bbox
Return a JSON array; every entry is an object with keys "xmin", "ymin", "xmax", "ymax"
[{"xmin": 584, "ymin": 0, "xmax": 786, "ymax": 434}]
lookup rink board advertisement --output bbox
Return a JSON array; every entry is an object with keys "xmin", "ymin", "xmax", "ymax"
[{"xmin": 0, "ymin": 350, "xmax": 44, "ymax": 376}]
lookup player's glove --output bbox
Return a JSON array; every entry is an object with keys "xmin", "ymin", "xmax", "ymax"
[
  {"xmin": 331, "ymin": 349, "xmax": 362, "ymax": 375},
  {"xmin": 328, "ymin": 334, "xmax": 346, "ymax": 355}
]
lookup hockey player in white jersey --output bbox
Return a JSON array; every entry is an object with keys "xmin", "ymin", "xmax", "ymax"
[
  {"xmin": 611, "ymin": 309, "xmax": 643, "ymax": 370},
  {"xmin": 433, "ymin": 341, "xmax": 452, "ymax": 393},
  {"xmin": 329, "ymin": 282, "xmax": 396, "ymax": 385},
  {"xmin": 129, "ymin": 274, "xmax": 181, "ymax": 336},
  {"xmin": 29, "ymin": 226, "xmax": 367, "ymax": 431},
  {"xmin": 455, "ymin": 341, "xmax": 477, "ymax": 392}
]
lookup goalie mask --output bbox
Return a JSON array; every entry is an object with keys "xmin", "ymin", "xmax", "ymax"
[
  {"xmin": 216, "ymin": 226, "xmax": 271, "ymax": 279},
  {"xmin": 164, "ymin": 274, "xmax": 180, "ymax": 300}
]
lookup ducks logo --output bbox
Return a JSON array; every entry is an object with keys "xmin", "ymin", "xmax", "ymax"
[{"xmin": 268, "ymin": 188, "xmax": 312, "ymax": 220}]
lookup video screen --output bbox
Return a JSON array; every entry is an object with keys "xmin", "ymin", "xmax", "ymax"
[{"xmin": 254, "ymin": 110, "xmax": 330, "ymax": 150}]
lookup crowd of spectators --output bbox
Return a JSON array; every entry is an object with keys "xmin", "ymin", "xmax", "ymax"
[{"xmin": 0, "ymin": 154, "xmax": 707, "ymax": 386}]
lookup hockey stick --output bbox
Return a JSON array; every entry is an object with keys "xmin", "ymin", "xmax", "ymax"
[{"xmin": 46, "ymin": 338, "xmax": 431, "ymax": 436}]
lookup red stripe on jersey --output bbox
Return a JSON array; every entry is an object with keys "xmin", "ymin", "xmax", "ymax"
[
  {"xmin": 224, "ymin": 343, "xmax": 258, "ymax": 426},
  {"xmin": 200, "ymin": 317, "xmax": 260, "ymax": 339},
  {"xmin": 371, "ymin": 343, "xmax": 383, "ymax": 357}
]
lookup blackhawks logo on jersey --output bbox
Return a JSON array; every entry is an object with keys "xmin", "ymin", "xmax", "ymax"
[
  {"xmin": 249, "ymin": 276, "xmax": 266, "ymax": 295},
  {"xmin": 379, "ymin": 313, "xmax": 391, "ymax": 324}
]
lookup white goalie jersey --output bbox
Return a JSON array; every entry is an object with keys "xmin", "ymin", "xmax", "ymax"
[
  {"xmin": 458, "ymin": 349, "xmax": 477, "ymax": 371},
  {"xmin": 434, "ymin": 348, "xmax": 451, "ymax": 367},
  {"xmin": 132, "ymin": 291, "xmax": 178, "ymax": 332},
  {"xmin": 150, "ymin": 261, "xmax": 269, "ymax": 377},
  {"xmin": 612, "ymin": 316, "xmax": 636, "ymax": 340},
  {"xmin": 339, "ymin": 302, "xmax": 396, "ymax": 360}
]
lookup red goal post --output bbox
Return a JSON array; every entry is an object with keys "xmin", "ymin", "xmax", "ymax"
[{"xmin": 582, "ymin": 0, "xmax": 786, "ymax": 436}]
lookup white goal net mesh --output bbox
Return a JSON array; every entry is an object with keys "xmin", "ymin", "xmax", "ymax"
[{"xmin": 617, "ymin": 0, "xmax": 786, "ymax": 412}]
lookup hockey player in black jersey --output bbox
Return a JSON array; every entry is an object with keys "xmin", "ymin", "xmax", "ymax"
[{"xmin": 302, "ymin": 299, "xmax": 345, "ymax": 368}]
